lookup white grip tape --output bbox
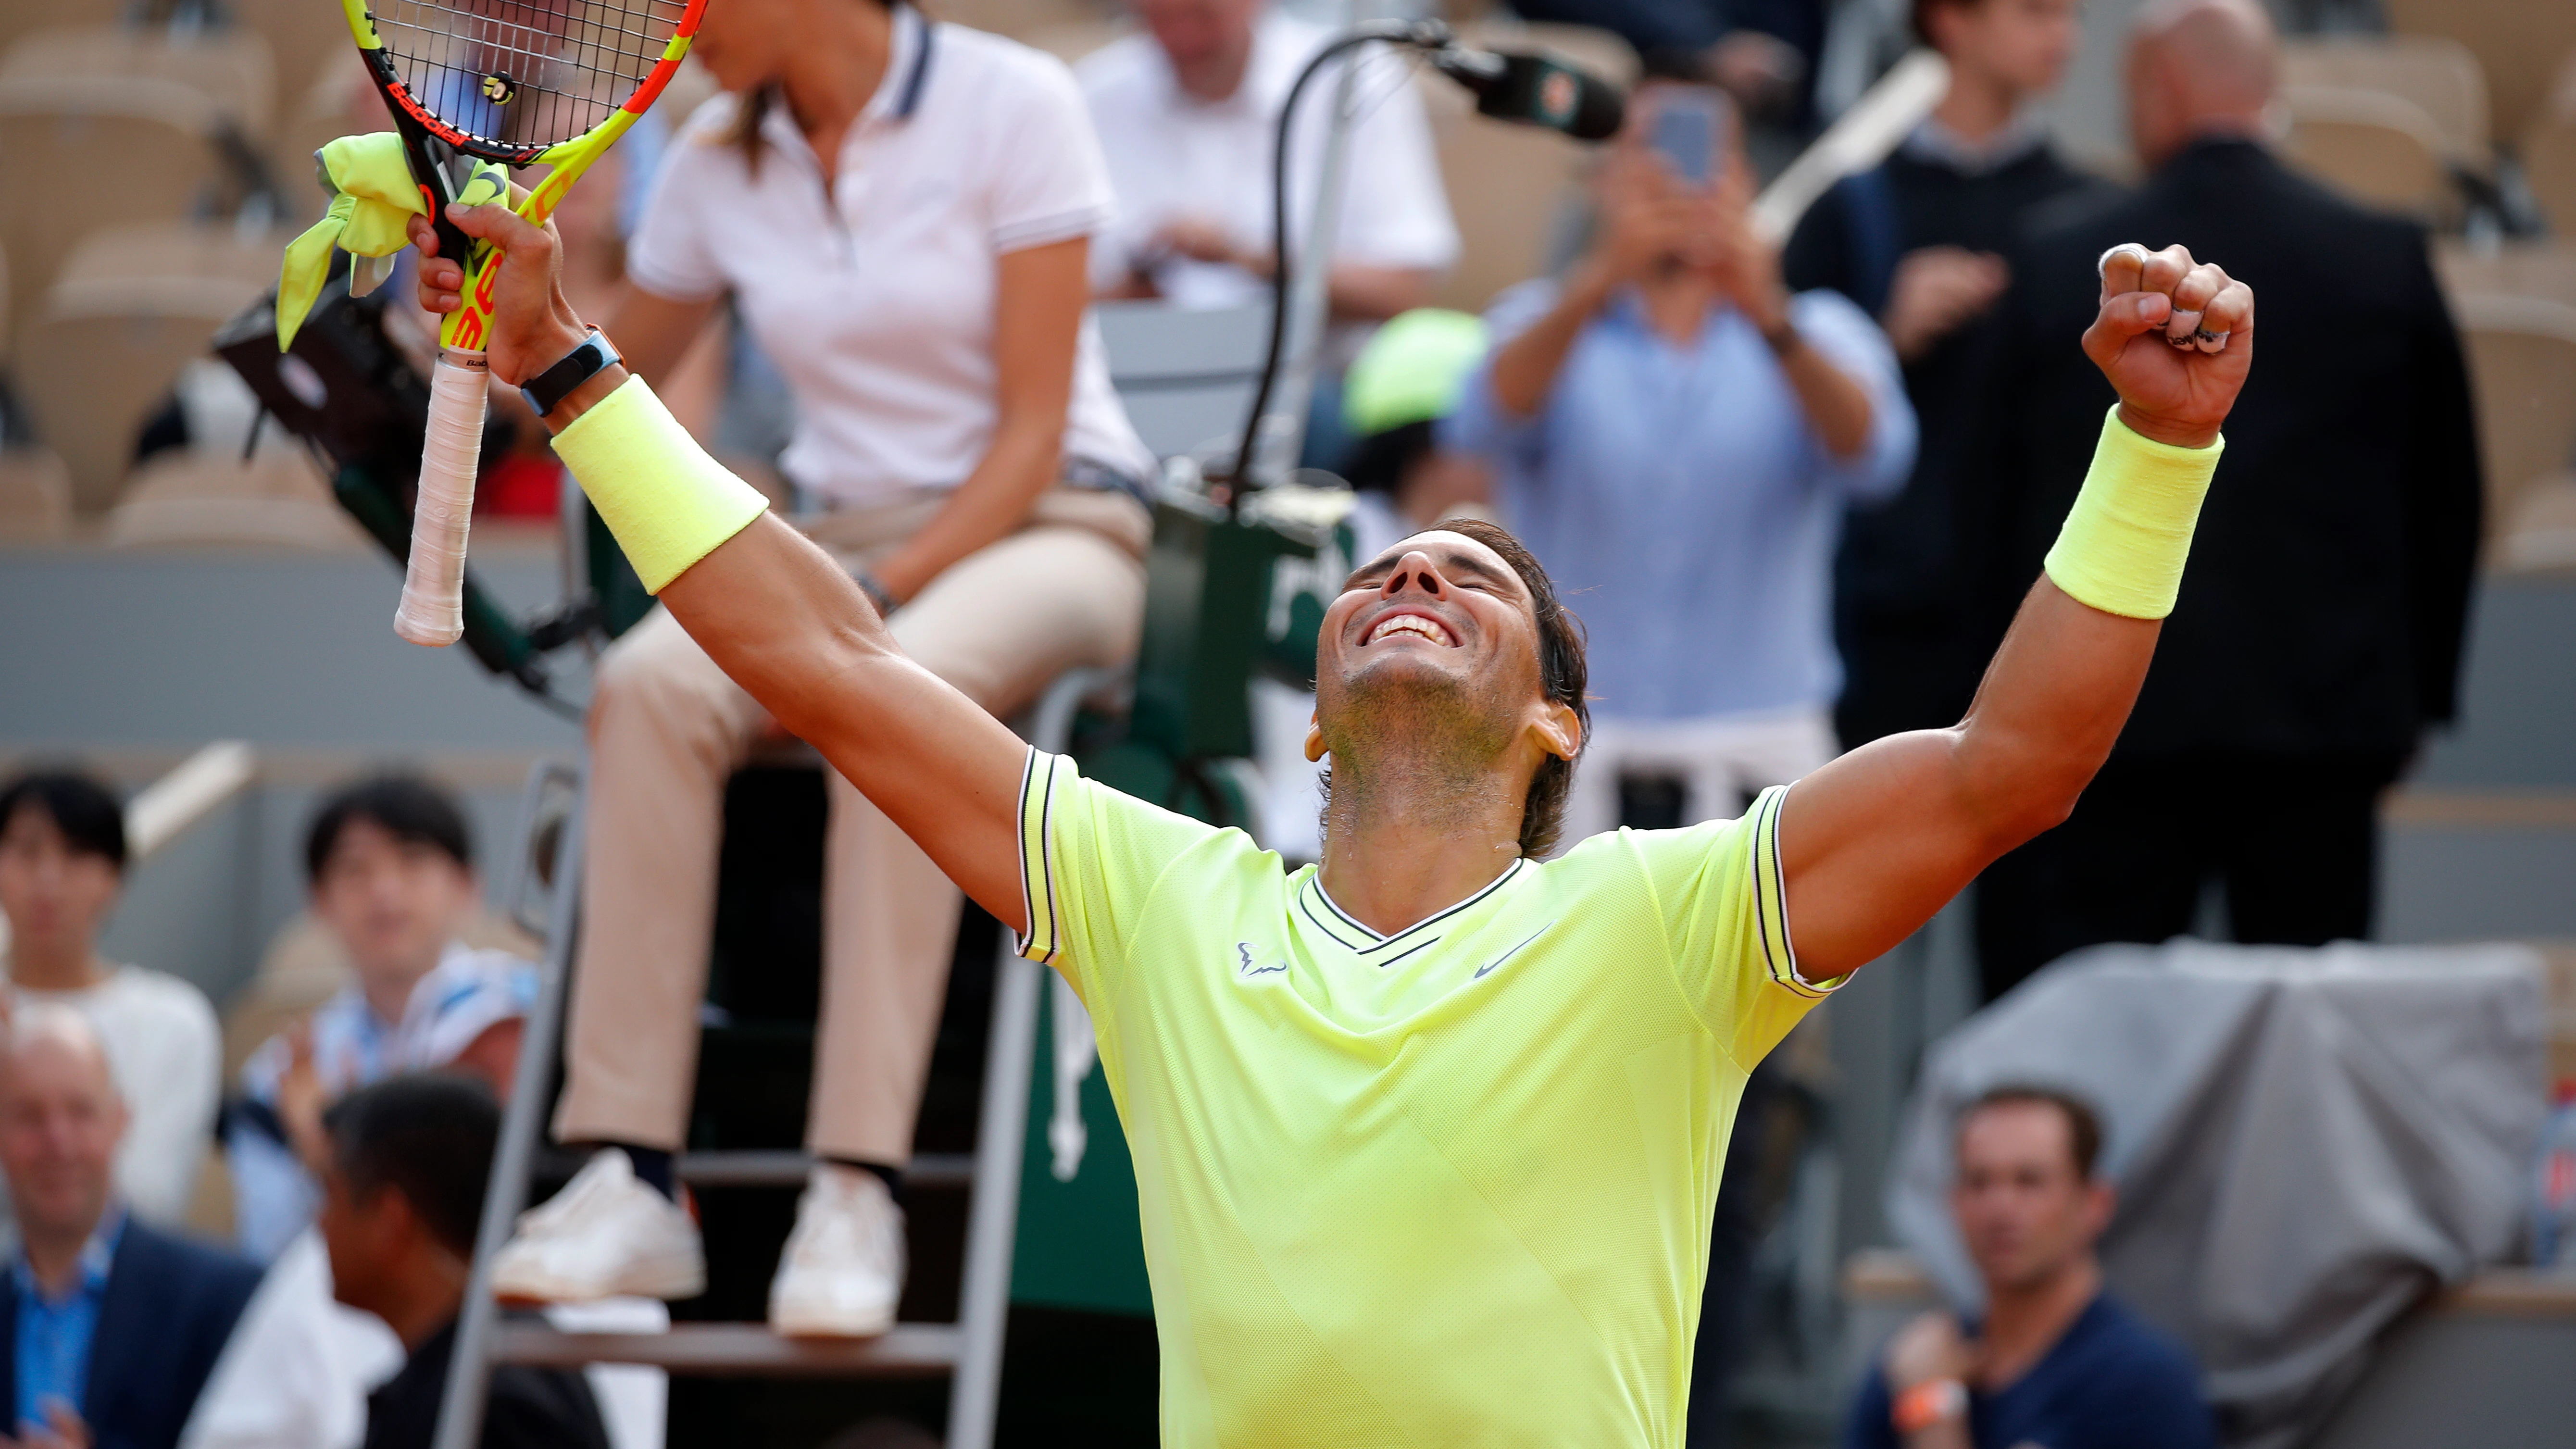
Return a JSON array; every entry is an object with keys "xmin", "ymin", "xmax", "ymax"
[{"xmin": 394, "ymin": 350, "xmax": 488, "ymax": 646}]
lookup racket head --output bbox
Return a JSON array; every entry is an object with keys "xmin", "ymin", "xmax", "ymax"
[{"xmin": 344, "ymin": 0, "xmax": 708, "ymax": 167}]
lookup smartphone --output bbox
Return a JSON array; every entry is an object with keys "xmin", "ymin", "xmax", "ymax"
[{"xmin": 1650, "ymin": 88, "xmax": 1729, "ymax": 188}]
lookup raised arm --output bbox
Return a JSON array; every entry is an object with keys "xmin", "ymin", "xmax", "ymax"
[
  {"xmin": 1777, "ymin": 245, "xmax": 2254, "ymax": 979},
  {"xmin": 413, "ymin": 203, "xmax": 1038, "ymax": 934}
]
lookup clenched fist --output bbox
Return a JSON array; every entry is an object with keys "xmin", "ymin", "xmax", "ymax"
[{"xmin": 2082, "ymin": 242, "xmax": 2253, "ymax": 451}]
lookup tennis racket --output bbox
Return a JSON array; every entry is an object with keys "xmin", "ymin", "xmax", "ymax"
[{"xmin": 344, "ymin": 0, "xmax": 709, "ymax": 647}]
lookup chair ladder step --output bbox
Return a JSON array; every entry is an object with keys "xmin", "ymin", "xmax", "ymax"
[
  {"xmin": 677, "ymin": 1150, "xmax": 974, "ymax": 1190},
  {"xmin": 490, "ymin": 1321, "xmax": 963, "ymax": 1377}
]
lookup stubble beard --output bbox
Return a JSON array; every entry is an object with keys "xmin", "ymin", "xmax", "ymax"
[{"xmin": 1318, "ymin": 659, "xmax": 1524, "ymax": 840}]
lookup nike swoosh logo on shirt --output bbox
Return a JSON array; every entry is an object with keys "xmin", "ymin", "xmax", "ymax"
[{"xmin": 1475, "ymin": 924, "xmax": 1553, "ymax": 979}]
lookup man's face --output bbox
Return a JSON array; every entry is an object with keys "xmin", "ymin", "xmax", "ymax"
[
  {"xmin": 1135, "ymin": 0, "xmax": 1259, "ymax": 76},
  {"xmin": 0, "ymin": 1037, "xmax": 126, "ymax": 1242},
  {"xmin": 0, "ymin": 806, "xmax": 120, "ymax": 962},
  {"xmin": 1951, "ymin": 1100, "xmax": 2112, "ymax": 1295},
  {"xmin": 310, "ymin": 819, "xmax": 476, "ymax": 997},
  {"xmin": 1312, "ymin": 532, "xmax": 1566, "ymax": 773},
  {"xmin": 1936, "ymin": 0, "xmax": 2079, "ymax": 100}
]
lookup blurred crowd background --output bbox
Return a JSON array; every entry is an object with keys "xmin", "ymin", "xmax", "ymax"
[{"xmin": 0, "ymin": 0, "xmax": 2574, "ymax": 1446}]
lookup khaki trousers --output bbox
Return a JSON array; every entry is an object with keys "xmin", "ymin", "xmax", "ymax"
[{"xmin": 553, "ymin": 487, "xmax": 1150, "ymax": 1162}]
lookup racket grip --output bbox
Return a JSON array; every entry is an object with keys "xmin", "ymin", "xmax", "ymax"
[{"xmin": 394, "ymin": 350, "xmax": 489, "ymax": 647}]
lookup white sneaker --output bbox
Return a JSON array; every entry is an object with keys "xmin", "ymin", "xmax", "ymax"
[
  {"xmin": 768, "ymin": 1164, "xmax": 905, "ymax": 1337},
  {"xmin": 490, "ymin": 1149, "xmax": 706, "ymax": 1302}
]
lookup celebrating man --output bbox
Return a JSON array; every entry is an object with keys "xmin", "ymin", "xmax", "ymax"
[{"xmin": 413, "ymin": 196, "xmax": 2251, "ymax": 1443}]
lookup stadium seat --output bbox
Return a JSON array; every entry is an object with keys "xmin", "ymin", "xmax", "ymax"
[
  {"xmin": 0, "ymin": 448, "xmax": 73, "ymax": 541},
  {"xmin": 2279, "ymin": 85, "xmax": 2456, "ymax": 223},
  {"xmin": 2524, "ymin": 58, "xmax": 2576, "ymax": 238},
  {"xmin": 16, "ymin": 270, "xmax": 265, "ymax": 513},
  {"xmin": 2280, "ymin": 35, "xmax": 2490, "ymax": 167},
  {"xmin": 0, "ymin": 25, "xmax": 277, "ymax": 140},
  {"xmin": 2435, "ymin": 240, "xmax": 2576, "ymax": 311},
  {"xmin": 2383, "ymin": 0, "xmax": 2576, "ymax": 147},
  {"xmin": 105, "ymin": 449, "xmax": 365, "ymax": 551},
  {"xmin": 226, "ymin": 0, "xmax": 354, "ymax": 139},
  {"xmin": 0, "ymin": 0, "xmax": 121, "ymax": 71},
  {"xmin": 2451, "ymin": 293, "xmax": 2576, "ymax": 572},
  {"xmin": 54, "ymin": 218, "xmax": 302, "ymax": 293},
  {"xmin": 0, "ymin": 76, "xmax": 225, "ymax": 360}
]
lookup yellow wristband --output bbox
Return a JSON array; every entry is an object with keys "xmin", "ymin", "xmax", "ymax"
[
  {"xmin": 2041, "ymin": 407, "xmax": 2224, "ymax": 620},
  {"xmin": 551, "ymin": 376, "xmax": 770, "ymax": 594}
]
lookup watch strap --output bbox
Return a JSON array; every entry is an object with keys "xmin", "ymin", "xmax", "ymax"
[{"xmin": 522, "ymin": 327, "xmax": 621, "ymax": 418}]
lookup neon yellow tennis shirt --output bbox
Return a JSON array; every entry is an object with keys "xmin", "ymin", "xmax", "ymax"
[{"xmin": 1014, "ymin": 749, "xmax": 1843, "ymax": 1447}]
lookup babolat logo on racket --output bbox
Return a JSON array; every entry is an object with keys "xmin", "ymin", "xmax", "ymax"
[{"xmin": 481, "ymin": 72, "xmax": 515, "ymax": 104}]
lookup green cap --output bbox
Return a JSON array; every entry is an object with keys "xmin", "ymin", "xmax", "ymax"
[{"xmin": 1341, "ymin": 308, "xmax": 1490, "ymax": 438}]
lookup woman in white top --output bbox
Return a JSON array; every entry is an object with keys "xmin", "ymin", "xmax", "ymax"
[
  {"xmin": 0, "ymin": 772, "xmax": 221, "ymax": 1229},
  {"xmin": 455, "ymin": 0, "xmax": 1159, "ymax": 1337}
]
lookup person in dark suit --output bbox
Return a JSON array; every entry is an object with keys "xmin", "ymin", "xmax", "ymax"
[
  {"xmin": 1784, "ymin": 0, "xmax": 2113, "ymax": 750},
  {"xmin": 317, "ymin": 1075, "xmax": 608, "ymax": 1449},
  {"xmin": 0, "ymin": 1004, "xmax": 261, "ymax": 1449},
  {"xmin": 1955, "ymin": 0, "xmax": 2482, "ymax": 1001}
]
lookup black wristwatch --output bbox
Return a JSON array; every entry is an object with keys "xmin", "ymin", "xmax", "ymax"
[{"xmin": 522, "ymin": 326, "xmax": 622, "ymax": 418}]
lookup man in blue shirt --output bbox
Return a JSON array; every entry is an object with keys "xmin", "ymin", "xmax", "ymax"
[
  {"xmin": 1446, "ymin": 68, "xmax": 1913, "ymax": 844},
  {"xmin": 1844, "ymin": 1087, "xmax": 2217, "ymax": 1449},
  {"xmin": 0, "ymin": 1004, "xmax": 260, "ymax": 1449}
]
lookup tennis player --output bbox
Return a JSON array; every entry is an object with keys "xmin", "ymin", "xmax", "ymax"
[{"xmin": 416, "ymin": 200, "xmax": 2249, "ymax": 1444}]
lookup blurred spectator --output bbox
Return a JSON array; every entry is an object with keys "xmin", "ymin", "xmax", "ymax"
[
  {"xmin": 0, "ymin": 770, "xmax": 220, "ymax": 1229},
  {"xmin": 1509, "ymin": 0, "xmax": 1826, "ymax": 127},
  {"xmin": 1783, "ymin": 0, "xmax": 2107, "ymax": 751},
  {"xmin": 1955, "ymin": 0, "xmax": 2481, "ymax": 1000},
  {"xmin": 318, "ymin": 1075, "xmax": 610, "ymax": 1449},
  {"xmin": 485, "ymin": 0, "xmax": 1156, "ymax": 1341},
  {"xmin": 227, "ymin": 776, "xmax": 535, "ymax": 1262},
  {"xmin": 1252, "ymin": 308, "xmax": 1494, "ymax": 861},
  {"xmin": 1842, "ymin": 1087, "xmax": 2215, "ymax": 1449},
  {"xmin": 1446, "ymin": 76, "xmax": 1913, "ymax": 844},
  {"xmin": 0, "ymin": 1005, "xmax": 261, "ymax": 1449},
  {"xmin": 1079, "ymin": 0, "xmax": 1459, "ymax": 322}
]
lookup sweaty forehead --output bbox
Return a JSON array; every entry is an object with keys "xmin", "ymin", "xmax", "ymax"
[{"xmin": 1344, "ymin": 531, "xmax": 1526, "ymax": 598}]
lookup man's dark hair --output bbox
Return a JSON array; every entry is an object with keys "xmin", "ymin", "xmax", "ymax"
[
  {"xmin": 324, "ymin": 1073, "xmax": 498, "ymax": 1256},
  {"xmin": 304, "ymin": 773, "xmax": 474, "ymax": 884},
  {"xmin": 1960, "ymin": 1083, "xmax": 2105, "ymax": 1180},
  {"xmin": 1326, "ymin": 518, "xmax": 1591, "ymax": 860},
  {"xmin": 0, "ymin": 770, "xmax": 127, "ymax": 874}
]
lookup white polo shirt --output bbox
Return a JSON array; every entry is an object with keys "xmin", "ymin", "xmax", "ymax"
[
  {"xmin": 1077, "ymin": 11, "xmax": 1460, "ymax": 310},
  {"xmin": 629, "ymin": 6, "xmax": 1156, "ymax": 506}
]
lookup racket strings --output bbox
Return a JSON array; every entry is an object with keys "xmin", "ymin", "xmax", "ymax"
[{"xmin": 375, "ymin": 0, "xmax": 688, "ymax": 153}]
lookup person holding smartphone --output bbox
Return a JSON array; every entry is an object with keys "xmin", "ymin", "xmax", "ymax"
[{"xmin": 1449, "ymin": 61, "xmax": 1915, "ymax": 844}]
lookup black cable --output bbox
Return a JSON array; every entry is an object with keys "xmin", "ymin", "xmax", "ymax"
[{"xmin": 1228, "ymin": 19, "xmax": 1449, "ymax": 513}]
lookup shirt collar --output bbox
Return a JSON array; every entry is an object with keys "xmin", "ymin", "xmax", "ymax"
[
  {"xmin": 1900, "ymin": 113, "xmax": 2046, "ymax": 175},
  {"xmin": 12, "ymin": 1205, "xmax": 124, "ymax": 1307}
]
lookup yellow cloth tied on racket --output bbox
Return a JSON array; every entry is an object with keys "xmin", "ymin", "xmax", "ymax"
[{"xmin": 276, "ymin": 133, "xmax": 510, "ymax": 349}]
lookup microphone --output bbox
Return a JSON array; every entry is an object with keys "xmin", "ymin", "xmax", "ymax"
[{"xmin": 1427, "ymin": 46, "xmax": 1626, "ymax": 142}]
